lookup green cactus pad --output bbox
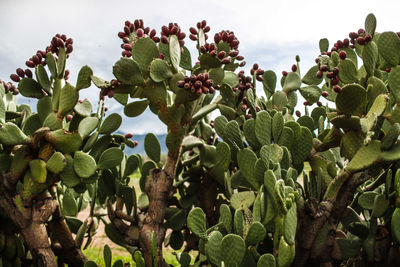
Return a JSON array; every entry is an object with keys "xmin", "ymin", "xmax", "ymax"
[
  {"xmin": 291, "ymin": 126, "xmax": 313, "ymax": 165},
  {"xmin": 62, "ymin": 189, "xmax": 78, "ymax": 216},
  {"xmin": 319, "ymin": 38, "xmax": 329, "ymax": 52},
  {"xmin": 168, "ymin": 35, "xmax": 181, "ymax": 71},
  {"xmin": 45, "ymin": 129, "xmax": 82, "ymax": 154},
  {"xmin": 225, "ymin": 120, "xmax": 244, "ymax": 149},
  {"xmin": 340, "ymin": 131, "xmax": 363, "ymax": 159},
  {"xmin": 255, "ymin": 110, "xmax": 272, "ymax": 145},
  {"xmin": 16, "ymin": 78, "xmax": 43, "ymax": 99},
  {"xmin": 245, "ymin": 221, "xmax": 266, "ymax": 246},
  {"xmin": 377, "ymin": 31, "xmax": 400, "ymax": 66},
  {"xmin": 388, "ymin": 66, "xmax": 400, "ymax": 101},
  {"xmin": 58, "ymin": 84, "xmax": 79, "ymax": 117},
  {"xmin": 277, "ymin": 236, "xmax": 295, "ymax": 267},
  {"xmin": 46, "ymin": 152, "xmax": 66, "ymax": 174},
  {"xmin": 187, "ymin": 207, "xmax": 207, "ymax": 239},
  {"xmin": 382, "ymin": 123, "xmax": 400, "ymax": 150},
  {"xmin": 99, "ymin": 113, "xmax": 122, "ymax": 135},
  {"xmin": 271, "ymin": 112, "xmax": 284, "ymax": 142},
  {"xmin": 124, "ymin": 100, "xmax": 150, "ymax": 117},
  {"xmin": 78, "ymin": 117, "xmax": 98, "ymax": 138},
  {"xmin": 216, "ymin": 142, "xmax": 231, "ymax": 168},
  {"xmin": 330, "ymin": 114, "xmax": 361, "ymax": 130},
  {"xmin": 74, "ymin": 99, "xmax": 92, "ymax": 117},
  {"xmin": 335, "ymin": 84, "xmax": 366, "ymax": 116},
  {"xmin": 75, "ymin": 65, "xmax": 93, "ymax": 90},
  {"xmin": 237, "ymin": 148, "xmax": 258, "ymax": 189},
  {"xmin": 46, "ymin": 52, "xmax": 57, "ymax": 77},
  {"xmin": 35, "ymin": 64, "xmax": 51, "ymax": 92},
  {"xmin": 144, "ymin": 133, "xmax": 161, "ymax": 163},
  {"xmin": 149, "ymin": 59, "xmax": 173, "ymax": 83},
  {"xmin": 56, "ymin": 47, "xmax": 66, "ymax": 78},
  {"xmin": 36, "ymin": 96, "xmax": 51, "ymax": 123},
  {"xmin": 277, "ymin": 126, "xmax": 294, "ymax": 149},
  {"xmin": 362, "ymin": 41, "xmax": 378, "ymax": 76},
  {"xmin": 220, "ymin": 234, "xmax": 246, "ymax": 267},
  {"xmin": 113, "ymin": 57, "xmax": 144, "ymax": 85},
  {"xmin": 338, "ymin": 59, "xmax": 358, "ymax": 84},
  {"xmin": 364, "ymin": 13, "xmax": 376, "ymax": 36},
  {"xmin": 257, "ymin": 254, "xmax": 276, "ymax": 267},
  {"xmin": 43, "ymin": 112, "xmax": 62, "ymax": 130},
  {"xmin": 272, "ymin": 91, "xmax": 288, "ymax": 110},
  {"xmin": 230, "ymin": 191, "xmax": 255, "ymax": 210},
  {"xmin": 262, "ymin": 70, "xmax": 277, "ymax": 95},
  {"xmin": 337, "ymin": 238, "xmax": 363, "ymax": 259},
  {"xmin": 297, "ymin": 116, "xmax": 315, "ymax": 132},
  {"xmin": 299, "ymin": 86, "xmax": 321, "ymax": 104},
  {"xmin": 302, "ymin": 65, "xmax": 323, "ymax": 86},
  {"xmin": 345, "ymin": 140, "xmax": 381, "ymax": 173},
  {"xmin": 73, "ymin": 151, "xmax": 96, "ymax": 178},
  {"xmin": 219, "ymin": 204, "xmax": 232, "ymax": 233},
  {"xmin": 283, "ymin": 72, "xmax": 301, "ymax": 92},
  {"xmin": 371, "ymin": 194, "xmax": 389, "ymax": 217},
  {"xmin": 29, "ymin": 159, "xmax": 47, "ymax": 184},
  {"xmin": 130, "ymin": 37, "xmax": 159, "ymax": 73},
  {"xmin": 242, "ymin": 118, "xmax": 260, "ymax": 149},
  {"xmin": 360, "ymin": 94, "xmax": 388, "ymax": 133},
  {"xmin": 97, "ymin": 147, "xmax": 124, "ymax": 170},
  {"xmin": 283, "ymin": 202, "xmax": 297, "ymax": 245},
  {"xmin": 391, "ymin": 208, "xmax": 400, "ymax": 243},
  {"xmin": 205, "ymin": 231, "xmax": 223, "ymax": 266},
  {"xmin": 0, "ymin": 122, "xmax": 31, "ymax": 146},
  {"xmin": 60, "ymin": 154, "xmax": 81, "ymax": 188}
]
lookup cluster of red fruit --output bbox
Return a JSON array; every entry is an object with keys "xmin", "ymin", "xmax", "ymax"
[
  {"xmin": 235, "ymin": 70, "xmax": 254, "ymax": 92},
  {"xmin": 160, "ymin": 23, "xmax": 186, "ymax": 50},
  {"xmin": 348, "ymin": 29, "xmax": 373, "ymax": 46},
  {"xmin": 99, "ymin": 79, "xmax": 120, "ymax": 100},
  {"xmin": 0, "ymin": 80, "xmax": 18, "ymax": 95},
  {"xmin": 241, "ymin": 97, "xmax": 260, "ymax": 120},
  {"xmin": 282, "ymin": 64, "xmax": 298, "ymax": 77},
  {"xmin": 177, "ymin": 73, "xmax": 215, "ymax": 95},
  {"xmin": 118, "ymin": 19, "xmax": 159, "ymax": 57},
  {"xmin": 189, "ymin": 20, "xmax": 210, "ymax": 41},
  {"xmin": 250, "ymin": 63, "xmax": 264, "ymax": 82}
]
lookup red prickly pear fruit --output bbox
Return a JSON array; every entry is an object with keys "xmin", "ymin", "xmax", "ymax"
[
  {"xmin": 158, "ymin": 53, "xmax": 164, "ymax": 59},
  {"xmin": 152, "ymin": 37, "xmax": 160, "ymax": 43},
  {"xmin": 66, "ymin": 115, "xmax": 73, "ymax": 121},
  {"xmin": 256, "ymin": 106, "xmax": 261, "ymax": 112},
  {"xmin": 161, "ymin": 36, "xmax": 169, "ymax": 44},
  {"xmin": 204, "ymin": 26, "xmax": 210, "ymax": 33},
  {"xmin": 229, "ymin": 50, "xmax": 239, "ymax": 57},
  {"xmin": 333, "ymin": 85, "xmax": 342, "ymax": 93},
  {"xmin": 236, "ymin": 55, "xmax": 244, "ymax": 61},
  {"xmin": 321, "ymin": 91, "xmax": 328, "ymax": 97},
  {"xmin": 245, "ymin": 114, "xmax": 252, "ymax": 120},
  {"xmin": 78, "ymin": 99, "xmax": 83, "ymax": 103},
  {"xmin": 170, "ymin": 26, "xmax": 178, "ymax": 35},
  {"xmin": 10, "ymin": 74, "xmax": 20, "ymax": 82},
  {"xmin": 184, "ymin": 83, "xmax": 191, "ymax": 90},
  {"xmin": 239, "ymin": 61, "xmax": 246, "ymax": 67},
  {"xmin": 317, "ymin": 101, "xmax": 322, "ymax": 107},
  {"xmin": 282, "ymin": 71, "xmax": 288, "ymax": 76},
  {"xmin": 12, "ymin": 88, "xmax": 19, "ymax": 95},
  {"xmin": 349, "ymin": 32, "xmax": 358, "ymax": 39},
  {"xmin": 161, "ymin": 26, "xmax": 169, "ymax": 36},
  {"xmin": 214, "ymin": 33, "xmax": 221, "ymax": 44},
  {"xmin": 365, "ymin": 35, "xmax": 372, "ymax": 42},
  {"xmin": 397, "ymin": 32, "xmax": 400, "ymax": 38},
  {"xmin": 57, "ymin": 38, "xmax": 65, "ymax": 48},
  {"xmin": 242, "ymin": 97, "xmax": 248, "ymax": 104},
  {"xmin": 201, "ymin": 20, "xmax": 207, "ymax": 28},
  {"xmin": 66, "ymin": 44, "xmax": 73, "ymax": 54},
  {"xmin": 189, "ymin": 27, "xmax": 198, "ymax": 35},
  {"xmin": 331, "ymin": 77, "xmax": 339, "ymax": 86},
  {"xmin": 107, "ymin": 90, "xmax": 115, "ymax": 98},
  {"xmin": 122, "ymin": 50, "xmax": 132, "ymax": 57},
  {"xmin": 320, "ymin": 65, "xmax": 329, "ymax": 72},
  {"xmin": 316, "ymin": 71, "xmax": 324, "ymax": 79},
  {"xmin": 356, "ymin": 37, "xmax": 366, "ymax": 45},
  {"xmin": 291, "ymin": 64, "xmax": 297, "ymax": 72},
  {"xmin": 124, "ymin": 26, "xmax": 131, "ymax": 35},
  {"xmin": 228, "ymin": 34, "xmax": 235, "ymax": 43},
  {"xmin": 122, "ymin": 37, "xmax": 130, "ymax": 43},
  {"xmin": 256, "ymin": 76, "xmax": 264, "ymax": 82},
  {"xmin": 209, "ymin": 50, "xmax": 217, "ymax": 57},
  {"xmin": 343, "ymin": 38, "xmax": 350, "ymax": 47},
  {"xmin": 295, "ymin": 110, "xmax": 301, "ymax": 117},
  {"xmin": 221, "ymin": 57, "xmax": 231, "ymax": 64},
  {"xmin": 327, "ymin": 72, "xmax": 335, "ymax": 79},
  {"xmin": 303, "ymin": 101, "xmax": 310, "ymax": 106},
  {"xmin": 332, "ymin": 67, "xmax": 339, "ymax": 75},
  {"xmin": 61, "ymin": 34, "xmax": 67, "ymax": 41},
  {"xmin": 256, "ymin": 69, "xmax": 264, "ymax": 75},
  {"xmin": 250, "ymin": 69, "xmax": 255, "ymax": 75},
  {"xmin": 230, "ymin": 39, "xmax": 239, "ymax": 47},
  {"xmin": 253, "ymin": 63, "xmax": 259, "ymax": 70},
  {"xmin": 25, "ymin": 69, "xmax": 33, "ymax": 78},
  {"xmin": 218, "ymin": 51, "xmax": 226, "ymax": 59},
  {"xmin": 123, "ymin": 44, "xmax": 132, "ymax": 50},
  {"xmin": 124, "ymin": 133, "xmax": 133, "ymax": 139},
  {"xmin": 125, "ymin": 20, "xmax": 131, "ymax": 27},
  {"xmin": 339, "ymin": 50, "xmax": 347, "ymax": 60},
  {"xmin": 133, "ymin": 140, "xmax": 138, "ymax": 147},
  {"xmin": 189, "ymin": 149, "xmax": 194, "ymax": 156},
  {"xmin": 241, "ymin": 104, "xmax": 248, "ymax": 112},
  {"xmin": 179, "ymin": 40, "xmax": 185, "ymax": 47},
  {"xmin": 118, "ymin": 32, "xmax": 126, "ymax": 39},
  {"xmin": 331, "ymin": 47, "xmax": 337, "ymax": 52},
  {"xmin": 358, "ymin": 28, "xmax": 365, "ymax": 35},
  {"xmin": 144, "ymin": 27, "xmax": 150, "ymax": 34},
  {"xmin": 149, "ymin": 29, "xmax": 156, "ymax": 38},
  {"xmin": 32, "ymin": 55, "xmax": 40, "ymax": 65},
  {"xmin": 189, "ymin": 34, "xmax": 197, "ymax": 41},
  {"xmin": 385, "ymin": 68, "xmax": 391, "ymax": 73},
  {"xmin": 177, "ymin": 81, "xmax": 185, "ymax": 88},
  {"xmin": 136, "ymin": 28, "xmax": 144, "ymax": 37},
  {"xmin": 178, "ymin": 32, "xmax": 186, "ymax": 40},
  {"xmin": 16, "ymin": 68, "xmax": 25, "ymax": 78}
]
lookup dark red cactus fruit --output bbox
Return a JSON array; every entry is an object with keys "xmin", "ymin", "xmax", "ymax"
[
  {"xmin": 316, "ymin": 70, "xmax": 323, "ymax": 79},
  {"xmin": 201, "ymin": 20, "xmax": 207, "ymax": 28},
  {"xmin": 32, "ymin": 55, "xmax": 40, "ymax": 65},
  {"xmin": 236, "ymin": 56, "xmax": 244, "ymax": 61},
  {"xmin": 136, "ymin": 28, "xmax": 144, "ymax": 37},
  {"xmin": 331, "ymin": 47, "xmax": 337, "ymax": 52},
  {"xmin": 327, "ymin": 72, "xmax": 335, "ymax": 79},
  {"xmin": 214, "ymin": 33, "xmax": 221, "ymax": 44},
  {"xmin": 188, "ymin": 149, "xmax": 195, "ymax": 156},
  {"xmin": 152, "ymin": 37, "xmax": 160, "ymax": 43},
  {"xmin": 149, "ymin": 29, "xmax": 156, "ymax": 38},
  {"xmin": 239, "ymin": 61, "xmax": 246, "ymax": 67},
  {"xmin": 245, "ymin": 114, "xmax": 252, "ymax": 120},
  {"xmin": 321, "ymin": 91, "xmax": 328, "ymax": 97},
  {"xmin": 221, "ymin": 57, "xmax": 231, "ymax": 64},
  {"xmin": 358, "ymin": 28, "xmax": 365, "ymax": 35},
  {"xmin": 10, "ymin": 74, "xmax": 20, "ymax": 83},
  {"xmin": 385, "ymin": 68, "xmax": 391, "ymax": 73},
  {"xmin": 320, "ymin": 65, "xmax": 329, "ymax": 72},
  {"xmin": 304, "ymin": 101, "xmax": 311, "ymax": 106},
  {"xmin": 12, "ymin": 88, "xmax": 19, "ymax": 95},
  {"xmin": 189, "ymin": 34, "xmax": 197, "ymax": 41},
  {"xmin": 209, "ymin": 50, "xmax": 216, "ymax": 57},
  {"xmin": 229, "ymin": 50, "xmax": 239, "ymax": 57},
  {"xmin": 161, "ymin": 26, "xmax": 169, "ymax": 36},
  {"xmin": 282, "ymin": 71, "xmax": 288, "ymax": 76},
  {"xmin": 256, "ymin": 106, "xmax": 261, "ymax": 112},
  {"xmin": 356, "ymin": 37, "xmax": 366, "ymax": 45},
  {"xmin": 365, "ymin": 35, "xmax": 372, "ymax": 43},
  {"xmin": 196, "ymin": 22, "xmax": 201, "ymax": 28},
  {"xmin": 291, "ymin": 64, "xmax": 297, "ymax": 72},
  {"xmin": 107, "ymin": 90, "xmax": 115, "ymax": 98},
  {"xmin": 161, "ymin": 36, "xmax": 169, "ymax": 44},
  {"xmin": 256, "ymin": 76, "xmax": 264, "ymax": 82},
  {"xmin": 124, "ymin": 133, "xmax": 133, "ymax": 139},
  {"xmin": 317, "ymin": 101, "xmax": 322, "ymax": 107},
  {"xmin": 343, "ymin": 38, "xmax": 350, "ymax": 47},
  {"xmin": 218, "ymin": 51, "xmax": 226, "ymax": 60},
  {"xmin": 66, "ymin": 115, "xmax": 73, "ymax": 121},
  {"xmin": 295, "ymin": 110, "xmax": 301, "ymax": 117},
  {"xmin": 327, "ymin": 52, "xmax": 332, "ymax": 57},
  {"xmin": 25, "ymin": 69, "xmax": 33, "ymax": 78},
  {"xmin": 16, "ymin": 68, "xmax": 25, "ymax": 78},
  {"xmin": 123, "ymin": 44, "xmax": 132, "ymax": 50},
  {"xmin": 170, "ymin": 26, "xmax": 178, "ymax": 35},
  {"xmin": 122, "ymin": 50, "xmax": 132, "ymax": 57},
  {"xmin": 66, "ymin": 44, "xmax": 73, "ymax": 54},
  {"xmin": 256, "ymin": 69, "xmax": 264, "ymax": 75},
  {"xmin": 177, "ymin": 81, "xmax": 185, "ymax": 88},
  {"xmin": 333, "ymin": 85, "xmax": 342, "ymax": 93},
  {"xmin": 133, "ymin": 140, "xmax": 138, "ymax": 147},
  {"xmin": 250, "ymin": 69, "xmax": 255, "ymax": 75},
  {"xmin": 349, "ymin": 32, "xmax": 358, "ymax": 39},
  {"xmin": 332, "ymin": 67, "xmax": 339, "ymax": 75},
  {"xmin": 189, "ymin": 27, "xmax": 198, "ymax": 35},
  {"xmin": 178, "ymin": 32, "xmax": 186, "ymax": 40},
  {"xmin": 331, "ymin": 77, "xmax": 339, "ymax": 86},
  {"xmin": 253, "ymin": 63, "xmax": 259, "ymax": 70},
  {"xmin": 339, "ymin": 50, "xmax": 347, "ymax": 60},
  {"xmin": 204, "ymin": 26, "xmax": 210, "ymax": 33}
]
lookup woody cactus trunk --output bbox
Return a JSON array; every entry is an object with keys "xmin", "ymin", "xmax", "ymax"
[{"xmin": 2, "ymin": 13, "xmax": 400, "ymax": 267}]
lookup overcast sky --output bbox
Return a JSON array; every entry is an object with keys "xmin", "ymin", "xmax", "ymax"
[{"xmin": 0, "ymin": 0, "xmax": 397, "ymax": 134}]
